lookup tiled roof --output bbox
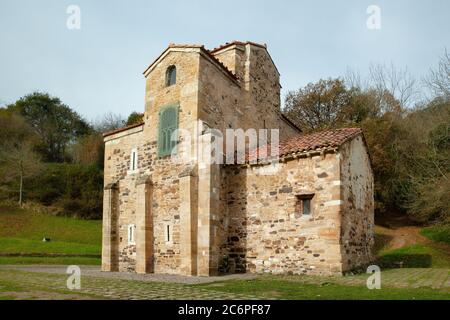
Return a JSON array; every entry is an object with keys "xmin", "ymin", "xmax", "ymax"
[
  {"xmin": 247, "ymin": 127, "xmax": 363, "ymax": 163},
  {"xmin": 103, "ymin": 122, "xmax": 144, "ymax": 138}
]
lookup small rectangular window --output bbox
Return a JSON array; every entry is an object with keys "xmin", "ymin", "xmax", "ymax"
[
  {"xmin": 166, "ymin": 225, "xmax": 170, "ymax": 242},
  {"xmin": 128, "ymin": 224, "xmax": 136, "ymax": 245},
  {"xmin": 303, "ymin": 198, "xmax": 311, "ymax": 215},
  {"xmin": 296, "ymin": 194, "xmax": 314, "ymax": 218},
  {"xmin": 129, "ymin": 149, "xmax": 138, "ymax": 172}
]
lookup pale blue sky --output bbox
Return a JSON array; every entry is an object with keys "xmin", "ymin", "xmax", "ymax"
[{"xmin": 1, "ymin": 0, "xmax": 449, "ymax": 120}]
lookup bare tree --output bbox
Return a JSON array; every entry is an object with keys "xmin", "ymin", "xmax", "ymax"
[
  {"xmin": 368, "ymin": 62, "xmax": 419, "ymax": 109},
  {"xmin": 426, "ymin": 49, "xmax": 450, "ymax": 99},
  {"xmin": 345, "ymin": 67, "xmax": 369, "ymax": 90},
  {"xmin": 92, "ymin": 112, "xmax": 125, "ymax": 132},
  {"xmin": 0, "ymin": 142, "xmax": 42, "ymax": 206}
]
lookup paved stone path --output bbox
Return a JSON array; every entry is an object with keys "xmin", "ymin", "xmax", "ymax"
[
  {"xmin": 0, "ymin": 265, "xmax": 448, "ymax": 300},
  {"xmin": 0, "ymin": 265, "xmax": 257, "ymax": 284},
  {"xmin": 271, "ymin": 268, "xmax": 450, "ymax": 289},
  {"xmin": 0, "ymin": 266, "xmax": 260, "ymax": 300}
]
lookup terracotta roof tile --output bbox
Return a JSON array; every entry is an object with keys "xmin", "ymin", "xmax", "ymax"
[
  {"xmin": 247, "ymin": 127, "xmax": 363, "ymax": 163},
  {"xmin": 103, "ymin": 122, "xmax": 144, "ymax": 138}
]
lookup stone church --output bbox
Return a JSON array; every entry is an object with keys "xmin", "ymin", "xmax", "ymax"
[{"xmin": 101, "ymin": 41, "xmax": 374, "ymax": 276}]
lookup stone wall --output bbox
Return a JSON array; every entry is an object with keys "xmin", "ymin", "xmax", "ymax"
[
  {"xmin": 103, "ymin": 126, "xmax": 144, "ymax": 272},
  {"xmin": 211, "ymin": 43, "xmax": 300, "ymax": 142},
  {"xmin": 222, "ymin": 152, "xmax": 344, "ymax": 276},
  {"xmin": 103, "ymin": 49, "xmax": 203, "ymax": 274},
  {"xmin": 102, "ymin": 43, "xmax": 374, "ymax": 277},
  {"xmin": 339, "ymin": 136, "xmax": 374, "ymax": 271}
]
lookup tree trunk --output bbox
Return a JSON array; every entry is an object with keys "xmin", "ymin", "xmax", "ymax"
[{"xmin": 19, "ymin": 163, "xmax": 23, "ymax": 207}]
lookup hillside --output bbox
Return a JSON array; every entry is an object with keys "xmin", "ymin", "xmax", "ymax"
[{"xmin": 0, "ymin": 205, "xmax": 102, "ymax": 265}]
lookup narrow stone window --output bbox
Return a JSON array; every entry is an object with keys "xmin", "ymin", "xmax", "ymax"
[
  {"xmin": 296, "ymin": 194, "xmax": 314, "ymax": 218},
  {"xmin": 166, "ymin": 65, "xmax": 176, "ymax": 87},
  {"xmin": 130, "ymin": 148, "xmax": 138, "ymax": 172},
  {"xmin": 128, "ymin": 224, "xmax": 136, "ymax": 245},
  {"xmin": 164, "ymin": 223, "xmax": 172, "ymax": 243}
]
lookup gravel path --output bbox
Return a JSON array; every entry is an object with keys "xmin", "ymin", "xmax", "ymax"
[{"xmin": 0, "ymin": 265, "xmax": 257, "ymax": 284}]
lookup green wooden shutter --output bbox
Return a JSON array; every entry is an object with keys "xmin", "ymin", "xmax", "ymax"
[{"xmin": 157, "ymin": 104, "xmax": 179, "ymax": 157}]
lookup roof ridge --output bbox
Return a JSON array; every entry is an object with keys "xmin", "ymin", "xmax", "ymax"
[
  {"xmin": 143, "ymin": 43, "xmax": 240, "ymax": 83},
  {"xmin": 103, "ymin": 122, "xmax": 144, "ymax": 138},
  {"xmin": 209, "ymin": 41, "xmax": 267, "ymax": 53}
]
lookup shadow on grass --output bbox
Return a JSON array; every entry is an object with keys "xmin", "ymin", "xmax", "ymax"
[
  {"xmin": 373, "ymin": 233, "xmax": 394, "ymax": 255},
  {"xmin": 377, "ymin": 253, "xmax": 432, "ymax": 268}
]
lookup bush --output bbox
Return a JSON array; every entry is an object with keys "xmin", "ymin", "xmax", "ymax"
[{"xmin": 25, "ymin": 163, "xmax": 103, "ymax": 219}]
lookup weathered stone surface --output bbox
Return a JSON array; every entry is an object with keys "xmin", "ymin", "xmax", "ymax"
[{"xmin": 101, "ymin": 41, "xmax": 374, "ymax": 277}]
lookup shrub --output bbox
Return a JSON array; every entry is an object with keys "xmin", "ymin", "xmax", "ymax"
[{"xmin": 24, "ymin": 163, "xmax": 103, "ymax": 219}]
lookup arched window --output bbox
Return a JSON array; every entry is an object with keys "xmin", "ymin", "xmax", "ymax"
[{"xmin": 166, "ymin": 65, "xmax": 176, "ymax": 86}]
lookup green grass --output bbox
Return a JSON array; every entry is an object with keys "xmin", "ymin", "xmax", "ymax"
[
  {"xmin": 377, "ymin": 244, "xmax": 450, "ymax": 268},
  {"xmin": 0, "ymin": 205, "xmax": 102, "ymax": 245},
  {"xmin": 0, "ymin": 204, "xmax": 101, "ymax": 265},
  {"xmin": 0, "ymin": 238, "xmax": 100, "ymax": 255},
  {"xmin": 0, "ymin": 256, "xmax": 100, "ymax": 265},
  {"xmin": 195, "ymin": 278, "xmax": 450, "ymax": 300},
  {"xmin": 421, "ymin": 224, "xmax": 450, "ymax": 245}
]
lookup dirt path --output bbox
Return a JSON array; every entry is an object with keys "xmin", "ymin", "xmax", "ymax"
[{"xmin": 375, "ymin": 214, "xmax": 450, "ymax": 254}]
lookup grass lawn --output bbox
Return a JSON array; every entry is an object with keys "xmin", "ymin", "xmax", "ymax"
[
  {"xmin": 0, "ymin": 256, "xmax": 100, "ymax": 265},
  {"xmin": 0, "ymin": 204, "xmax": 101, "ymax": 265},
  {"xmin": 0, "ymin": 238, "xmax": 100, "ymax": 255},
  {"xmin": 195, "ymin": 276, "xmax": 450, "ymax": 300},
  {"xmin": 421, "ymin": 224, "xmax": 450, "ymax": 245}
]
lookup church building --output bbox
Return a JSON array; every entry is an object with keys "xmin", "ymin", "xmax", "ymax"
[{"xmin": 101, "ymin": 41, "xmax": 374, "ymax": 276}]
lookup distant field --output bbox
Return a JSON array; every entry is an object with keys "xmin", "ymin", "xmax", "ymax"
[{"xmin": 0, "ymin": 205, "xmax": 101, "ymax": 265}]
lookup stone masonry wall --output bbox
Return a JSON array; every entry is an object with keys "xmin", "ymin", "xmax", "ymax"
[
  {"xmin": 222, "ymin": 152, "xmax": 344, "ymax": 276},
  {"xmin": 103, "ymin": 126, "xmax": 144, "ymax": 272},
  {"xmin": 103, "ymin": 43, "xmax": 374, "ymax": 277},
  {"xmin": 339, "ymin": 136, "xmax": 375, "ymax": 271},
  {"xmin": 103, "ymin": 49, "xmax": 202, "ymax": 274},
  {"xmin": 211, "ymin": 44, "xmax": 300, "ymax": 142}
]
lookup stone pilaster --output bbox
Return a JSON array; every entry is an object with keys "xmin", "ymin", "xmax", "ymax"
[
  {"xmin": 102, "ymin": 182, "xmax": 119, "ymax": 271},
  {"xmin": 197, "ymin": 133, "xmax": 221, "ymax": 276},
  {"xmin": 179, "ymin": 165, "xmax": 198, "ymax": 276},
  {"xmin": 135, "ymin": 175, "xmax": 154, "ymax": 274}
]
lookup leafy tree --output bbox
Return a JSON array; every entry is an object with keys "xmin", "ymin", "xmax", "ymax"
[
  {"xmin": 284, "ymin": 79, "xmax": 353, "ymax": 132},
  {"xmin": 71, "ymin": 133, "xmax": 104, "ymax": 166},
  {"xmin": 7, "ymin": 92, "xmax": 91, "ymax": 162},
  {"xmin": 126, "ymin": 112, "xmax": 144, "ymax": 126},
  {"xmin": 400, "ymin": 101, "xmax": 450, "ymax": 222}
]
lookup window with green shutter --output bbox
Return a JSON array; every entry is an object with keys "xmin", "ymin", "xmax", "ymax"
[{"xmin": 157, "ymin": 104, "xmax": 179, "ymax": 157}]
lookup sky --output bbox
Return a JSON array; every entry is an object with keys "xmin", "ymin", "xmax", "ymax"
[{"xmin": 0, "ymin": 0, "xmax": 449, "ymax": 121}]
